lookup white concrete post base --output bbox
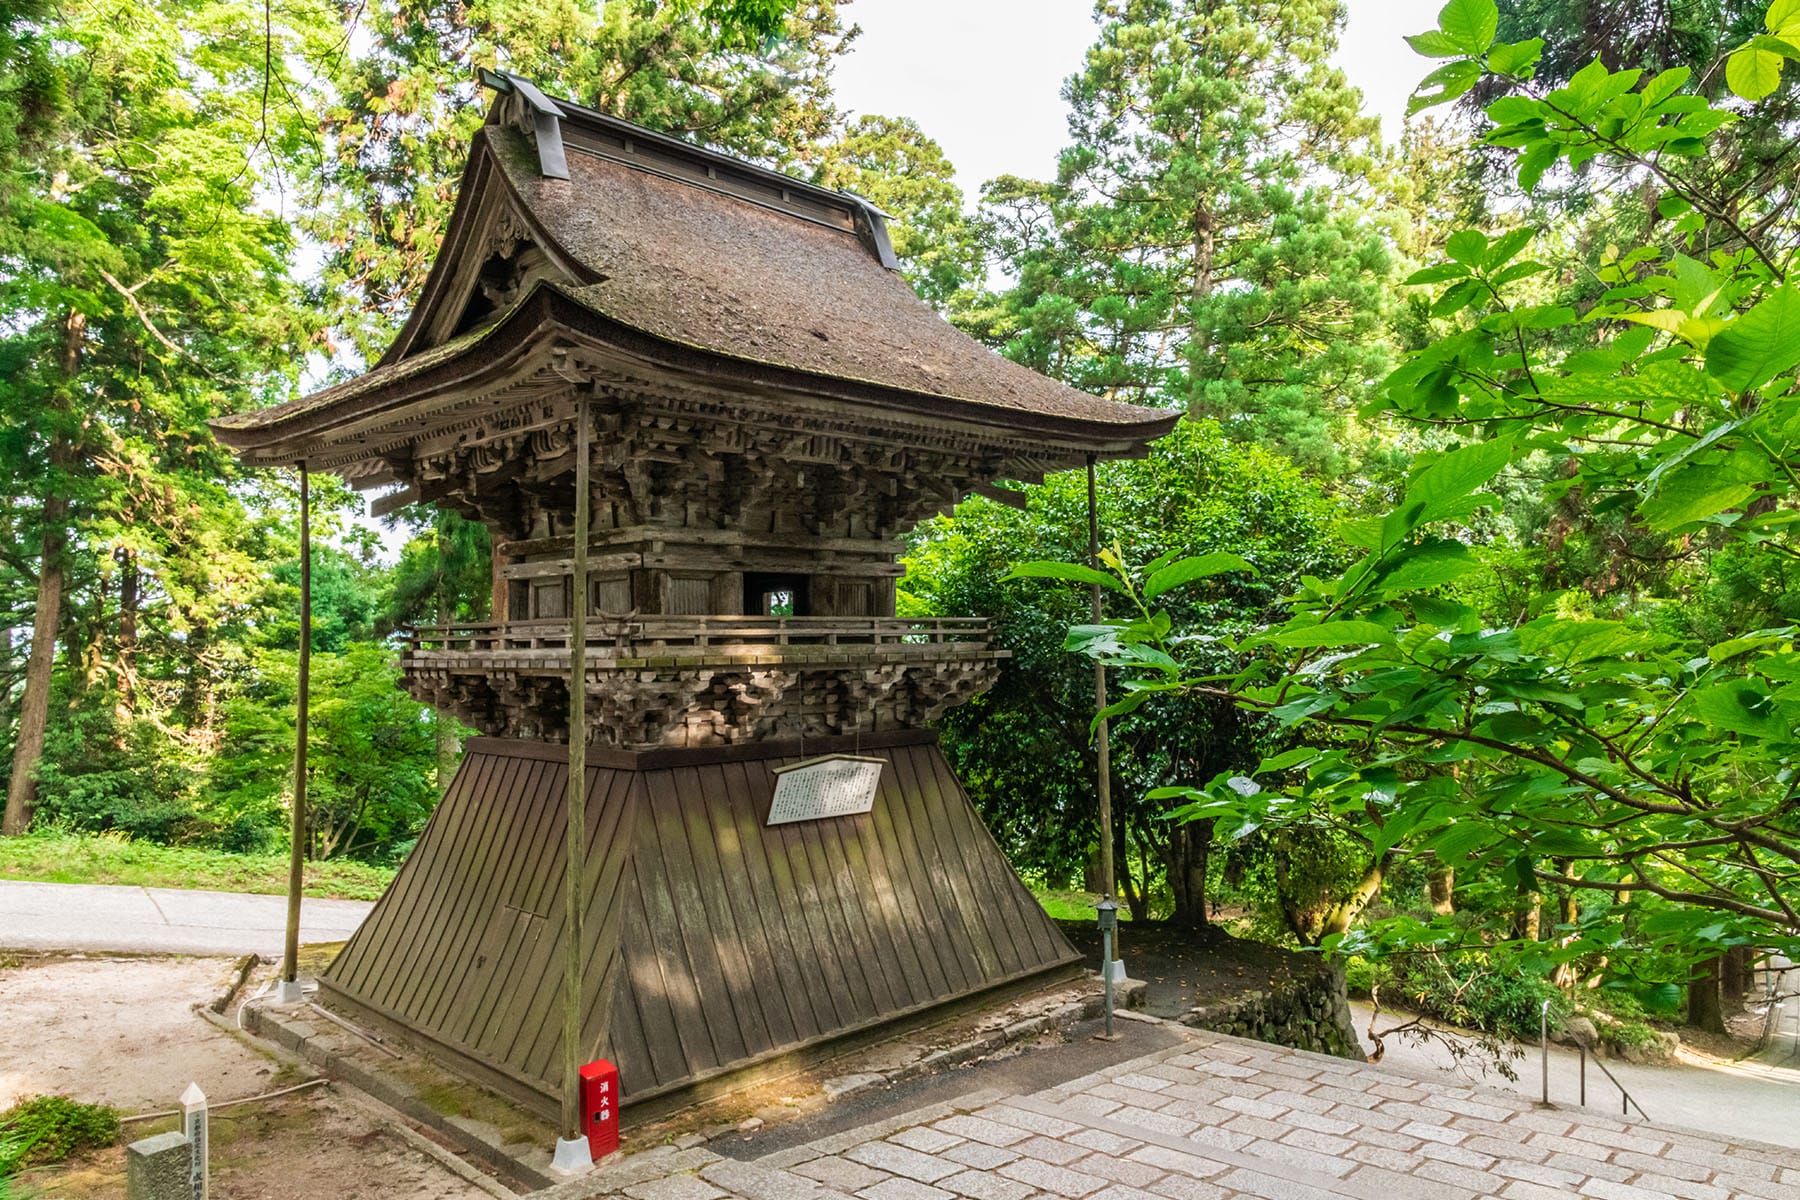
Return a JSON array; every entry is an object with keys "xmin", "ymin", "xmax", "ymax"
[
  {"xmin": 550, "ymin": 1137, "xmax": 594, "ymax": 1176},
  {"xmin": 1104, "ymin": 959, "xmax": 1127, "ymax": 985},
  {"xmin": 275, "ymin": 978, "xmax": 306, "ymax": 1005}
]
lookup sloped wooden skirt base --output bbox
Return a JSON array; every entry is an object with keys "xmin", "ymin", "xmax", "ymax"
[{"xmin": 320, "ymin": 731, "xmax": 1080, "ymax": 1117}]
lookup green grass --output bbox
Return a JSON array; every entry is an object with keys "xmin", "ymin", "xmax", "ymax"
[
  {"xmin": 0, "ymin": 832, "xmax": 395, "ymax": 901},
  {"xmin": 1034, "ymin": 886, "xmax": 1126, "ymax": 921}
]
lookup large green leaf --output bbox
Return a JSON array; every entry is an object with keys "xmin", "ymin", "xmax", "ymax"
[
  {"xmin": 1691, "ymin": 679, "xmax": 1786, "ymax": 738},
  {"xmin": 1638, "ymin": 451, "xmax": 1763, "ymax": 530},
  {"xmin": 1143, "ymin": 552, "xmax": 1257, "ymax": 600},
  {"xmin": 1371, "ymin": 541, "xmax": 1482, "ymax": 596},
  {"xmin": 1264, "ymin": 621, "xmax": 1396, "ymax": 649},
  {"xmin": 1486, "ymin": 37, "xmax": 1543, "ymax": 76},
  {"xmin": 1437, "ymin": 0, "xmax": 1498, "ymax": 53},
  {"xmin": 1004, "ymin": 561, "xmax": 1124, "ymax": 591},
  {"xmin": 1707, "ymin": 287, "xmax": 1800, "ymax": 392},
  {"xmin": 1727, "ymin": 43, "xmax": 1786, "ymax": 101},
  {"xmin": 1406, "ymin": 436, "xmax": 1515, "ymax": 514}
]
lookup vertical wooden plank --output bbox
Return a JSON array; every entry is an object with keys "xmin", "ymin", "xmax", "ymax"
[
  {"xmin": 714, "ymin": 759, "xmax": 812, "ymax": 1044},
  {"xmin": 899, "ymin": 743, "xmax": 1008, "ymax": 982},
  {"xmin": 603, "ymin": 931, "xmax": 656, "ymax": 1098},
  {"xmin": 612, "ymin": 782, "xmax": 721, "ymax": 1080},
  {"xmin": 418, "ymin": 757, "xmax": 549, "ymax": 1032},
  {"xmin": 774, "ymin": 787, "xmax": 862, "ymax": 1027},
  {"xmin": 810, "ymin": 810, "xmax": 901, "ymax": 1017},
  {"xmin": 444, "ymin": 757, "xmax": 564, "ymax": 1047},
  {"xmin": 681, "ymin": 763, "xmax": 793, "ymax": 1051},
  {"xmin": 669, "ymin": 764, "xmax": 773, "ymax": 1057},
  {"xmin": 637, "ymin": 769, "xmax": 750, "ymax": 1068},
  {"xmin": 613, "ymin": 863, "xmax": 687, "ymax": 1089},
  {"xmin": 726, "ymin": 759, "xmax": 835, "ymax": 1041},
  {"xmin": 913, "ymin": 746, "xmax": 1026, "ymax": 978},
  {"xmin": 860, "ymin": 750, "xmax": 955, "ymax": 1001},
  {"xmin": 838, "ymin": 766, "xmax": 934, "ymax": 1008},
  {"xmin": 367, "ymin": 749, "xmax": 504, "ymax": 1015},
  {"xmin": 756, "ymin": 759, "xmax": 857, "ymax": 1031},
  {"xmin": 874, "ymin": 747, "xmax": 976, "ymax": 994}
]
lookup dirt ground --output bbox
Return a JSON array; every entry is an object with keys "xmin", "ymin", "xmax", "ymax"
[
  {"xmin": 1057, "ymin": 918, "xmax": 1324, "ymax": 1017},
  {"xmin": 0, "ymin": 952, "xmax": 497, "ymax": 1200},
  {"xmin": 15, "ymin": 1090, "xmax": 504, "ymax": 1200},
  {"xmin": 0, "ymin": 952, "xmax": 282, "ymax": 1111}
]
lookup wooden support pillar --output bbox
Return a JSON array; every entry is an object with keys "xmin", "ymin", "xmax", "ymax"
[
  {"xmin": 1086, "ymin": 457, "xmax": 1116, "ymax": 912},
  {"xmin": 561, "ymin": 397, "xmax": 591, "ymax": 1143},
  {"xmin": 282, "ymin": 464, "xmax": 311, "ymax": 988}
]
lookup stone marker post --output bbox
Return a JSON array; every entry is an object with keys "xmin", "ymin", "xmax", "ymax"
[
  {"xmin": 181, "ymin": 1082, "xmax": 208, "ymax": 1200},
  {"xmin": 126, "ymin": 1131, "xmax": 192, "ymax": 1200}
]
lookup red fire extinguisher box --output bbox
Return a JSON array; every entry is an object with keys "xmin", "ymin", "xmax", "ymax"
[{"xmin": 579, "ymin": 1060, "xmax": 621, "ymax": 1160}]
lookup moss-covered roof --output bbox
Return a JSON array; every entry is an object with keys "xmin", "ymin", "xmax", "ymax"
[{"xmin": 213, "ymin": 92, "xmax": 1176, "ymax": 460}]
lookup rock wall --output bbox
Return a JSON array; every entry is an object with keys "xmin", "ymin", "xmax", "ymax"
[{"xmin": 1179, "ymin": 963, "xmax": 1365, "ymax": 1061}]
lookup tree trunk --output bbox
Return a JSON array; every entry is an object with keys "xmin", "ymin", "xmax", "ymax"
[
  {"xmin": 1190, "ymin": 204, "xmax": 1216, "ymax": 410},
  {"xmin": 117, "ymin": 548, "xmax": 139, "ymax": 718},
  {"xmin": 1689, "ymin": 956, "xmax": 1729, "ymax": 1034},
  {"xmin": 1316, "ymin": 856, "xmax": 1387, "ymax": 942},
  {"xmin": 1722, "ymin": 945, "xmax": 1752, "ymax": 1013},
  {"xmin": 1165, "ymin": 818, "xmax": 1211, "ymax": 929},
  {"xmin": 1082, "ymin": 846, "xmax": 1103, "ymax": 894},
  {"xmin": 4, "ymin": 461, "xmax": 69, "ymax": 836},
  {"xmin": 1116, "ymin": 816, "xmax": 1147, "ymax": 922},
  {"xmin": 1427, "ymin": 858, "xmax": 1455, "ymax": 914},
  {"xmin": 1552, "ymin": 883, "xmax": 1580, "ymax": 990},
  {"xmin": 1514, "ymin": 891, "xmax": 1542, "ymax": 941}
]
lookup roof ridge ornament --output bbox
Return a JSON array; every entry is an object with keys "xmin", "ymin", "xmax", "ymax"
[
  {"xmin": 479, "ymin": 68, "xmax": 570, "ymax": 181},
  {"xmin": 843, "ymin": 191, "xmax": 899, "ymax": 272}
]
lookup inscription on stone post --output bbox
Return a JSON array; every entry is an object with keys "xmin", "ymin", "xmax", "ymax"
[{"xmin": 179, "ymin": 1083, "xmax": 208, "ymax": 1200}]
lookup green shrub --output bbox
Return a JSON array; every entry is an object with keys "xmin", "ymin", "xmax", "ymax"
[
  {"xmin": 1342, "ymin": 955, "xmax": 1375, "ymax": 998},
  {"xmin": 0, "ymin": 1096, "xmax": 119, "ymax": 1174},
  {"xmin": 1380, "ymin": 954, "xmax": 1566, "ymax": 1042}
]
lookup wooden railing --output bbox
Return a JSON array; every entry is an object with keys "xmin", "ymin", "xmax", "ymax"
[{"xmin": 404, "ymin": 615, "xmax": 992, "ymax": 656}]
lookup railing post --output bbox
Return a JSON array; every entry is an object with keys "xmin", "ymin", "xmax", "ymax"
[{"xmin": 1540, "ymin": 1000, "xmax": 1550, "ymax": 1106}]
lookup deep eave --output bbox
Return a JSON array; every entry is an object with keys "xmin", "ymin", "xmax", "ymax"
[
  {"xmin": 212, "ymin": 284, "xmax": 1180, "ymax": 472},
  {"xmin": 212, "ymin": 87, "xmax": 1181, "ymax": 473}
]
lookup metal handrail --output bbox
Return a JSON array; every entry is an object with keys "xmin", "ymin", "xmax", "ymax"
[{"xmin": 1541, "ymin": 1000, "xmax": 1651, "ymax": 1121}]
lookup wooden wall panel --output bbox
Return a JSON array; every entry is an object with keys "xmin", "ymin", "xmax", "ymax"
[{"xmin": 323, "ymin": 736, "xmax": 1079, "ymax": 1112}]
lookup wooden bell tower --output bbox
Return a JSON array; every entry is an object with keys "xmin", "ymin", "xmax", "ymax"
[{"xmin": 213, "ymin": 73, "xmax": 1177, "ymax": 1117}]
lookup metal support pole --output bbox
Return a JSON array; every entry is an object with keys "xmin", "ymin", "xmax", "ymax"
[
  {"xmin": 554, "ymin": 396, "xmax": 593, "ymax": 1173},
  {"xmin": 1101, "ymin": 924, "xmax": 1115, "ymax": 1039},
  {"xmin": 1540, "ymin": 999, "xmax": 1550, "ymax": 1105},
  {"xmin": 1086, "ymin": 456, "xmax": 1119, "ymax": 978},
  {"xmin": 280, "ymin": 466, "xmax": 310, "ymax": 1001},
  {"xmin": 1579, "ymin": 1044, "xmax": 1587, "ymax": 1107}
]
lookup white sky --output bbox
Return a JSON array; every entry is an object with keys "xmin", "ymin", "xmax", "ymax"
[{"xmin": 830, "ymin": 0, "xmax": 1445, "ymax": 203}]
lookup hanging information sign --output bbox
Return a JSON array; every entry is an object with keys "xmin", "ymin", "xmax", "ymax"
[{"xmin": 766, "ymin": 754, "xmax": 885, "ymax": 825}]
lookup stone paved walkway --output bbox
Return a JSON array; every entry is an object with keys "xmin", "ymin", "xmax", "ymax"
[{"xmin": 555, "ymin": 1017, "xmax": 1800, "ymax": 1200}]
